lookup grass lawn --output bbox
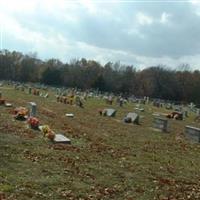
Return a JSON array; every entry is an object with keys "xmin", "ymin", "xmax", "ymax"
[{"xmin": 1, "ymin": 85, "xmax": 200, "ymax": 200}]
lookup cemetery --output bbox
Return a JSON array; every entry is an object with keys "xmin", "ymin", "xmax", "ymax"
[
  {"xmin": 1, "ymin": 83, "xmax": 200, "ymax": 200},
  {"xmin": 2, "ymin": 0, "xmax": 200, "ymax": 197}
]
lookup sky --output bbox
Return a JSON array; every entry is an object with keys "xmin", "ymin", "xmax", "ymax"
[{"xmin": 0, "ymin": 0, "xmax": 200, "ymax": 70}]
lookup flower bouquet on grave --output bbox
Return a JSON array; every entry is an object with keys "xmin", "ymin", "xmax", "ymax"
[
  {"xmin": 14, "ymin": 107, "xmax": 28, "ymax": 120},
  {"xmin": 40, "ymin": 125, "xmax": 55, "ymax": 141},
  {"xmin": 27, "ymin": 117, "xmax": 39, "ymax": 129}
]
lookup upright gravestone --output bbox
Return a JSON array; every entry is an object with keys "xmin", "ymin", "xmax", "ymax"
[
  {"xmin": 174, "ymin": 106, "xmax": 182, "ymax": 112},
  {"xmin": 166, "ymin": 103, "xmax": 172, "ymax": 110},
  {"xmin": 183, "ymin": 110, "xmax": 188, "ymax": 118},
  {"xmin": 185, "ymin": 126, "xmax": 200, "ymax": 143},
  {"xmin": 28, "ymin": 87, "xmax": 32, "ymax": 94},
  {"xmin": 189, "ymin": 102, "xmax": 196, "ymax": 112},
  {"xmin": 153, "ymin": 117, "xmax": 168, "ymax": 132},
  {"xmin": 146, "ymin": 96, "xmax": 150, "ymax": 104},
  {"xmin": 0, "ymin": 91, "xmax": 2, "ymax": 99},
  {"xmin": 29, "ymin": 102, "xmax": 37, "ymax": 117},
  {"xmin": 196, "ymin": 109, "xmax": 200, "ymax": 117}
]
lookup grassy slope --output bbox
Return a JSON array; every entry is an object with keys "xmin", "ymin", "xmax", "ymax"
[{"xmin": 1, "ymin": 86, "xmax": 200, "ymax": 200}]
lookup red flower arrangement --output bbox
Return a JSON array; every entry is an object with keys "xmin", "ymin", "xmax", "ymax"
[{"xmin": 27, "ymin": 117, "xmax": 39, "ymax": 129}]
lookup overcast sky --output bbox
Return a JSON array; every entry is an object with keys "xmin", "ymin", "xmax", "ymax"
[{"xmin": 0, "ymin": 0, "xmax": 200, "ymax": 70}]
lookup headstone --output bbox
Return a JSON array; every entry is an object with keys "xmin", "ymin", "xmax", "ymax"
[
  {"xmin": 44, "ymin": 93, "xmax": 49, "ymax": 98},
  {"xmin": 5, "ymin": 103, "xmax": 12, "ymax": 107},
  {"xmin": 196, "ymin": 109, "xmax": 200, "ymax": 117},
  {"xmin": 153, "ymin": 101, "xmax": 161, "ymax": 107},
  {"xmin": 135, "ymin": 104, "xmax": 141, "ymax": 108},
  {"xmin": 28, "ymin": 87, "xmax": 32, "ymax": 94},
  {"xmin": 135, "ymin": 107, "xmax": 144, "ymax": 112},
  {"xmin": 166, "ymin": 103, "xmax": 173, "ymax": 110},
  {"xmin": 29, "ymin": 102, "xmax": 37, "ymax": 117},
  {"xmin": 146, "ymin": 96, "xmax": 150, "ymax": 104},
  {"xmin": 119, "ymin": 98, "xmax": 123, "ymax": 107},
  {"xmin": 185, "ymin": 126, "xmax": 200, "ymax": 143},
  {"xmin": 103, "ymin": 108, "xmax": 116, "ymax": 117},
  {"xmin": 0, "ymin": 91, "xmax": 2, "ymax": 99},
  {"xmin": 124, "ymin": 112, "xmax": 139, "ymax": 124},
  {"xmin": 189, "ymin": 102, "xmax": 196, "ymax": 112},
  {"xmin": 174, "ymin": 106, "xmax": 182, "ymax": 112},
  {"xmin": 183, "ymin": 110, "xmax": 188, "ymax": 118},
  {"xmin": 153, "ymin": 117, "xmax": 168, "ymax": 132},
  {"xmin": 53, "ymin": 134, "xmax": 71, "ymax": 144},
  {"xmin": 65, "ymin": 113, "xmax": 74, "ymax": 118},
  {"xmin": 152, "ymin": 113, "xmax": 160, "ymax": 117}
]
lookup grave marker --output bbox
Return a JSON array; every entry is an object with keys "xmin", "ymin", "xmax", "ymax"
[
  {"xmin": 103, "ymin": 108, "xmax": 116, "ymax": 117},
  {"xmin": 183, "ymin": 110, "xmax": 188, "ymax": 118},
  {"xmin": 146, "ymin": 96, "xmax": 150, "ymax": 104},
  {"xmin": 53, "ymin": 134, "xmax": 71, "ymax": 144},
  {"xmin": 44, "ymin": 93, "xmax": 49, "ymax": 98},
  {"xmin": 165, "ymin": 103, "xmax": 173, "ymax": 110},
  {"xmin": 196, "ymin": 109, "xmax": 200, "ymax": 117},
  {"xmin": 185, "ymin": 126, "xmax": 200, "ymax": 143},
  {"xmin": 29, "ymin": 102, "xmax": 37, "ymax": 117},
  {"xmin": 153, "ymin": 117, "xmax": 168, "ymax": 132},
  {"xmin": 124, "ymin": 112, "xmax": 139, "ymax": 124},
  {"xmin": 5, "ymin": 103, "xmax": 12, "ymax": 107},
  {"xmin": 28, "ymin": 87, "xmax": 32, "ymax": 94},
  {"xmin": 65, "ymin": 113, "xmax": 74, "ymax": 118}
]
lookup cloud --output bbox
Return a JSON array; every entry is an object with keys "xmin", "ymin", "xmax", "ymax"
[
  {"xmin": 0, "ymin": 0, "xmax": 200, "ymax": 70},
  {"xmin": 160, "ymin": 12, "xmax": 171, "ymax": 24},
  {"xmin": 136, "ymin": 12, "xmax": 154, "ymax": 25}
]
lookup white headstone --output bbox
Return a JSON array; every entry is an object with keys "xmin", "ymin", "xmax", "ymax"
[
  {"xmin": 65, "ymin": 113, "xmax": 74, "ymax": 117},
  {"xmin": 53, "ymin": 134, "xmax": 71, "ymax": 144},
  {"xmin": 196, "ymin": 109, "xmax": 200, "ymax": 116},
  {"xmin": 125, "ymin": 112, "xmax": 139, "ymax": 124},
  {"xmin": 103, "ymin": 108, "xmax": 116, "ymax": 117},
  {"xmin": 5, "ymin": 103, "xmax": 12, "ymax": 107}
]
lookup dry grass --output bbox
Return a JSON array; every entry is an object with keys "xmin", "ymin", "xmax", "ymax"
[{"xmin": 1, "ymin": 85, "xmax": 200, "ymax": 200}]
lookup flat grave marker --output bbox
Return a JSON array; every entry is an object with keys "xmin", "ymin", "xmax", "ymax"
[
  {"xmin": 103, "ymin": 108, "xmax": 116, "ymax": 117},
  {"xmin": 65, "ymin": 113, "xmax": 74, "ymax": 118},
  {"xmin": 53, "ymin": 134, "xmax": 71, "ymax": 144},
  {"xmin": 5, "ymin": 103, "xmax": 12, "ymax": 107}
]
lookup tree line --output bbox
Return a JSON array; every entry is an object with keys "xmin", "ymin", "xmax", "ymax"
[{"xmin": 1, "ymin": 50, "xmax": 200, "ymax": 103}]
